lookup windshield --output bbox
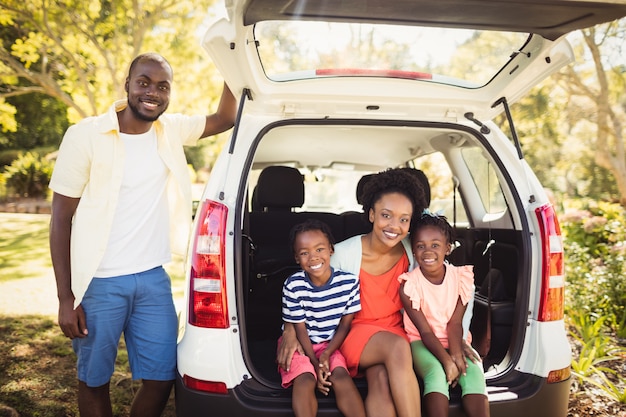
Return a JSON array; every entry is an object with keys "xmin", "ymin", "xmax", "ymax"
[{"xmin": 254, "ymin": 21, "xmax": 530, "ymax": 87}]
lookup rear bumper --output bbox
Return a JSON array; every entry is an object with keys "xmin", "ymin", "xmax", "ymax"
[{"xmin": 175, "ymin": 371, "xmax": 571, "ymax": 417}]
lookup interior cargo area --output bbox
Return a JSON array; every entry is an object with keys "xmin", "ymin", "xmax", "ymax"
[{"xmin": 236, "ymin": 122, "xmax": 525, "ymax": 392}]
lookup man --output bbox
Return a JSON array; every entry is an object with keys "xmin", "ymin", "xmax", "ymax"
[{"xmin": 49, "ymin": 52, "xmax": 236, "ymax": 417}]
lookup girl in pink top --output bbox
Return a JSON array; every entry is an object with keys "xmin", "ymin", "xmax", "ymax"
[{"xmin": 399, "ymin": 211, "xmax": 489, "ymax": 417}]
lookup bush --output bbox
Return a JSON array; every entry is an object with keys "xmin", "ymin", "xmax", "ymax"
[
  {"xmin": 561, "ymin": 200, "xmax": 626, "ymax": 336},
  {"xmin": 2, "ymin": 152, "xmax": 54, "ymax": 199}
]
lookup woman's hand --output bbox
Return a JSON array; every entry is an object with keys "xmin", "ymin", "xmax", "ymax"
[
  {"xmin": 463, "ymin": 339, "xmax": 481, "ymax": 364},
  {"xmin": 276, "ymin": 323, "xmax": 304, "ymax": 371}
]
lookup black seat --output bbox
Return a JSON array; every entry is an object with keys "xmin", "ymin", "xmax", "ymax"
[{"xmin": 246, "ymin": 166, "xmax": 344, "ymax": 341}]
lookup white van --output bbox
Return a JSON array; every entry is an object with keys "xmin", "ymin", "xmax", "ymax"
[{"xmin": 175, "ymin": 1, "xmax": 626, "ymax": 416}]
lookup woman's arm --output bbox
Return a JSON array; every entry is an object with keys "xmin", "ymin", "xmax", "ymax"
[{"xmin": 276, "ymin": 322, "xmax": 303, "ymax": 371}]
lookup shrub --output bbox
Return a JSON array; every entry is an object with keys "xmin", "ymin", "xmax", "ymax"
[
  {"xmin": 561, "ymin": 199, "xmax": 626, "ymax": 336},
  {"xmin": 2, "ymin": 152, "xmax": 54, "ymax": 199}
]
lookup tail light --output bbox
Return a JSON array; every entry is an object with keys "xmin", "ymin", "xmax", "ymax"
[
  {"xmin": 535, "ymin": 204, "xmax": 565, "ymax": 322},
  {"xmin": 189, "ymin": 199, "xmax": 229, "ymax": 328}
]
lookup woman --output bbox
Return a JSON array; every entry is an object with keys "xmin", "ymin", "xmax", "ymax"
[{"xmin": 278, "ymin": 168, "xmax": 425, "ymax": 417}]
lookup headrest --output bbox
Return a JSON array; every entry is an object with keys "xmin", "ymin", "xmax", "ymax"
[{"xmin": 255, "ymin": 166, "xmax": 304, "ymax": 211}]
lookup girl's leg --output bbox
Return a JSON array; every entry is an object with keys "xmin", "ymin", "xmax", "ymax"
[
  {"xmin": 461, "ymin": 394, "xmax": 490, "ymax": 417},
  {"xmin": 411, "ymin": 341, "xmax": 449, "ymax": 417},
  {"xmin": 292, "ymin": 373, "xmax": 317, "ymax": 417},
  {"xmin": 359, "ymin": 332, "xmax": 421, "ymax": 417},
  {"xmin": 423, "ymin": 393, "xmax": 449, "ymax": 417},
  {"xmin": 459, "ymin": 358, "xmax": 489, "ymax": 417},
  {"xmin": 329, "ymin": 367, "xmax": 366, "ymax": 417}
]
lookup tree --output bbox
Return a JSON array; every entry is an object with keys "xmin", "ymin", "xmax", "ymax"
[
  {"xmin": 554, "ymin": 19, "xmax": 626, "ymax": 206},
  {"xmin": 0, "ymin": 0, "xmax": 221, "ymax": 128}
]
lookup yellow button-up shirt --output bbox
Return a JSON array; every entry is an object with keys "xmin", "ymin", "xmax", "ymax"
[{"xmin": 49, "ymin": 100, "xmax": 205, "ymax": 307}]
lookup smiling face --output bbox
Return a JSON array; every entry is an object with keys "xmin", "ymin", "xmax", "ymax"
[
  {"xmin": 125, "ymin": 58, "xmax": 172, "ymax": 123},
  {"xmin": 412, "ymin": 224, "xmax": 452, "ymax": 283},
  {"xmin": 293, "ymin": 229, "xmax": 334, "ymax": 286},
  {"xmin": 368, "ymin": 191, "xmax": 413, "ymax": 249}
]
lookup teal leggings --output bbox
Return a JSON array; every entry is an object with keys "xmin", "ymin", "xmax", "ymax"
[{"xmin": 411, "ymin": 340, "xmax": 486, "ymax": 399}]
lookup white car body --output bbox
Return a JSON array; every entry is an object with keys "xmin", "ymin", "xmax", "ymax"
[{"xmin": 176, "ymin": 1, "xmax": 626, "ymax": 416}]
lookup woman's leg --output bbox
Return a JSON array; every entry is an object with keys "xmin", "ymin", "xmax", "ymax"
[
  {"xmin": 359, "ymin": 332, "xmax": 421, "ymax": 417},
  {"xmin": 291, "ymin": 373, "xmax": 317, "ymax": 417},
  {"xmin": 329, "ymin": 367, "xmax": 366, "ymax": 417},
  {"xmin": 364, "ymin": 365, "xmax": 396, "ymax": 417}
]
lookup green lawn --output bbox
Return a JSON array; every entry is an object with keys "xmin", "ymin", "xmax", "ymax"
[
  {"xmin": 0, "ymin": 213, "xmax": 186, "ymax": 296},
  {"xmin": 0, "ymin": 213, "xmax": 52, "ymax": 283},
  {"xmin": 0, "ymin": 212, "xmax": 183, "ymax": 416}
]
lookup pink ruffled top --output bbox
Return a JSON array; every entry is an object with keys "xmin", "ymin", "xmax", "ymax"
[{"xmin": 398, "ymin": 264, "xmax": 474, "ymax": 348}]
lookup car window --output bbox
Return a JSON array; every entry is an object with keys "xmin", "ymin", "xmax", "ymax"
[
  {"xmin": 254, "ymin": 21, "xmax": 529, "ymax": 88},
  {"xmin": 248, "ymin": 167, "xmax": 370, "ymax": 214},
  {"xmin": 411, "ymin": 153, "xmax": 469, "ymax": 226},
  {"xmin": 461, "ymin": 147, "xmax": 507, "ymax": 216}
]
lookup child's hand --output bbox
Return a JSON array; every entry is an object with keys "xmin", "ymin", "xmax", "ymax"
[
  {"xmin": 316, "ymin": 359, "xmax": 332, "ymax": 395},
  {"xmin": 451, "ymin": 352, "xmax": 468, "ymax": 376},
  {"xmin": 443, "ymin": 358, "xmax": 461, "ymax": 388}
]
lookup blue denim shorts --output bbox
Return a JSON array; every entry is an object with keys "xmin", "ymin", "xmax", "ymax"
[{"xmin": 73, "ymin": 266, "xmax": 178, "ymax": 387}]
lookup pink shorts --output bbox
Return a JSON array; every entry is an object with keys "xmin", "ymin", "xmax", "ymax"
[{"xmin": 277, "ymin": 339, "xmax": 348, "ymax": 388}]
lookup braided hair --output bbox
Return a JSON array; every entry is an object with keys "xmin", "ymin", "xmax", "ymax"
[{"xmin": 410, "ymin": 211, "xmax": 455, "ymax": 247}]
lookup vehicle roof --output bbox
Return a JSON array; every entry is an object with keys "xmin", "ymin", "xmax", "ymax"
[{"xmin": 243, "ymin": 0, "xmax": 626, "ymax": 40}]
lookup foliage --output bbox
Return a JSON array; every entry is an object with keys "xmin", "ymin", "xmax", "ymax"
[
  {"xmin": 568, "ymin": 311, "xmax": 626, "ymax": 405},
  {"xmin": 561, "ymin": 199, "xmax": 626, "ymax": 336},
  {"xmin": 552, "ymin": 20, "xmax": 626, "ymax": 206},
  {"xmin": 2, "ymin": 151, "xmax": 53, "ymax": 198},
  {"xmin": 562, "ymin": 198, "xmax": 626, "ymax": 404},
  {"xmin": 0, "ymin": 92, "xmax": 69, "ymax": 152},
  {"xmin": 0, "ymin": 0, "xmax": 221, "ymax": 122}
]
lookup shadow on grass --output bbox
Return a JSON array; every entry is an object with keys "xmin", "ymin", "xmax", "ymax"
[{"xmin": 0, "ymin": 315, "xmax": 176, "ymax": 417}]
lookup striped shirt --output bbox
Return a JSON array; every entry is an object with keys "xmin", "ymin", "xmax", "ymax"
[{"xmin": 282, "ymin": 268, "xmax": 361, "ymax": 343}]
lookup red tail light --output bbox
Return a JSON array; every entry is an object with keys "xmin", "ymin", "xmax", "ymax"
[
  {"xmin": 183, "ymin": 375, "xmax": 228, "ymax": 394},
  {"xmin": 189, "ymin": 199, "xmax": 229, "ymax": 328},
  {"xmin": 535, "ymin": 204, "xmax": 565, "ymax": 322}
]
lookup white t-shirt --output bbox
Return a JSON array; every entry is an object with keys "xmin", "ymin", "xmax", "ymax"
[{"xmin": 95, "ymin": 128, "xmax": 171, "ymax": 277}]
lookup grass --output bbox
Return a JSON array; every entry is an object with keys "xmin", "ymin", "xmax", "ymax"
[
  {"xmin": 0, "ymin": 213, "xmax": 183, "ymax": 416},
  {"xmin": 0, "ymin": 213, "xmax": 52, "ymax": 282},
  {"xmin": 0, "ymin": 315, "xmax": 176, "ymax": 417}
]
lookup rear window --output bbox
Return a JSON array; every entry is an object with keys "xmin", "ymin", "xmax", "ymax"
[{"xmin": 254, "ymin": 21, "xmax": 529, "ymax": 88}]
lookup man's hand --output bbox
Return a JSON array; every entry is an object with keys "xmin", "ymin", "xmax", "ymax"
[{"xmin": 58, "ymin": 300, "xmax": 88, "ymax": 339}]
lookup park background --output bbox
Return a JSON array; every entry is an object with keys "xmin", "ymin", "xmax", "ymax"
[{"xmin": 0, "ymin": 1, "xmax": 625, "ymax": 416}]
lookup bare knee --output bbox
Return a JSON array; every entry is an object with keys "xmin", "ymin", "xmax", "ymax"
[{"xmin": 384, "ymin": 337, "xmax": 413, "ymax": 370}]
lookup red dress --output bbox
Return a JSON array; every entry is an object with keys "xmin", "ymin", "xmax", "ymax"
[{"xmin": 340, "ymin": 254, "xmax": 409, "ymax": 377}]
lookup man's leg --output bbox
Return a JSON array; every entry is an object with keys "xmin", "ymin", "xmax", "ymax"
[
  {"xmin": 130, "ymin": 379, "xmax": 174, "ymax": 417},
  {"xmin": 74, "ymin": 277, "xmax": 131, "ymax": 417},
  {"xmin": 78, "ymin": 381, "xmax": 112, "ymax": 417},
  {"xmin": 125, "ymin": 267, "xmax": 178, "ymax": 416}
]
